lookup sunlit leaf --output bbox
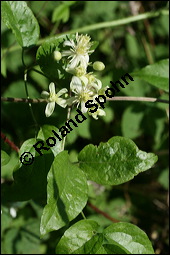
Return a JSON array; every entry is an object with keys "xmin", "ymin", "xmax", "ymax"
[
  {"xmin": 40, "ymin": 151, "xmax": 88, "ymax": 236},
  {"xmin": 56, "ymin": 219, "xmax": 100, "ymax": 254},
  {"xmin": 2, "ymin": 1, "xmax": 39, "ymax": 47},
  {"xmin": 131, "ymin": 59, "xmax": 169, "ymax": 92},
  {"xmin": 104, "ymin": 222, "xmax": 155, "ymax": 254},
  {"xmin": 78, "ymin": 136, "xmax": 158, "ymax": 185}
]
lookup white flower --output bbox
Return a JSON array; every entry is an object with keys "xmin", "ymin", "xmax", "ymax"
[
  {"xmin": 68, "ymin": 74, "xmax": 103, "ymax": 113},
  {"xmin": 41, "ymin": 83, "xmax": 68, "ymax": 117},
  {"xmin": 85, "ymin": 73, "xmax": 102, "ymax": 92},
  {"xmin": 62, "ymin": 33, "xmax": 94, "ymax": 70},
  {"xmin": 68, "ymin": 76, "xmax": 94, "ymax": 113},
  {"xmin": 88, "ymin": 108, "xmax": 106, "ymax": 120}
]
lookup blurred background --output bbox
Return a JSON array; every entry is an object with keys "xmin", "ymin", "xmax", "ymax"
[{"xmin": 1, "ymin": 1, "xmax": 169, "ymax": 254}]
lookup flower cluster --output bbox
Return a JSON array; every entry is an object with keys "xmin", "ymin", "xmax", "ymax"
[{"xmin": 42, "ymin": 33, "xmax": 106, "ymax": 119}]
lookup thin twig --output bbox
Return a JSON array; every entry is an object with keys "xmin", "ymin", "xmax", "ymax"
[
  {"xmin": 3, "ymin": 10, "xmax": 169, "ymax": 54},
  {"xmin": 107, "ymin": 96, "xmax": 169, "ymax": 104},
  {"xmin": 88, "ymin": 202, "xmax": 119, "ymax": 223},
  {"xmin": 1, "ymin": 97, "xmax": 48, "ymax": 103},
  {"xmin": 22, "ymin": 49, "xmax": 39, "ymax": 131},
  {"xmin": 1, "ymin": 96, "xmax": 169, "ymax": 104},
  {"xmin": 1, "ymin": 132, "xmax": 19, "ymax": 153}
]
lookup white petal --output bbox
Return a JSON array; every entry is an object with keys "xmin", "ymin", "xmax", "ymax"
[
  {"xmin": 81, "ymin": 101, "xmax": 88, "ymax": 113},
  {"xmin": 80, "ymin": 75, "xmax": 88, "ymax": 86},
  {"xmin": 98, "ymin": 109, "xmax": 106, "ymax": 116},
  {"xmin": 41, "ymin": 91, "xmax": 49, "ymax": 99},
  {"xmin": 56, "ymin": 98, "xmax": 67, "ymax": 108},
  {"xmin": 70, "ymin": 76, "xmax": 82, "ymax": 93},
  {"xmin": 49, "ymin": 83, "xmax": 55, "ymax": 94},
  {"xmin": 91, "ymin": 113, "xmax": 98, "ymax": 120},
  {"xmin": 69, "ymin": 57, "xmax": 79, "ymax": 69},
  {"xmin": 56, "ymin": 88, "xmax": 68, "ymax": 97},
  {"xmin": 96, "ymin": 79, "xmax": 102, "ymax": 90},
  {"xmin": 45, "ymin": 102, "xmax": 55, "ymax": 117},
  {"xmin": 63, "ymin": 40, "xmax": 74, "ymax": 47}
]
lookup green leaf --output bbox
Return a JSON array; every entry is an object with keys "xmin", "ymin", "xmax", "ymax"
[
  {"xmin": 103, "ymin": 222, "xmax": 154, "ymax": 254},
  {"xmin": 52, "ymin": 4, "xmax": 70, "ymax": 23},
  {"xmin": 2, "ymin": 1, "xmax": 40, "ymax": 48},
  {"xmin": 102, "ymin": 244, "xmax": 127, "ymax": 254},
  {"xmin": 1, "ymin": 150, "xmax": 10, "ymax": 166},
  {"xmin": 78, "ymin": 136, "xmax": 158, "ymax": 185},
  {"xmin": 56, "ymin": 219, "xmax": 100, "ymax": 254},
  {"xmin": 40, "ymin": 151, "xmax": 88, "ymax": 236},
  {"xmin": 131, "ymin": 59, "xmax": 169, "ymax": 92},
  {"xmin": 37, "ymin": 125, "xmax": 62, "ymax": 156},
  {"xmin": 36, "ymin": 34, "xmax": 74, "ymax": 82},
  {"xmin": 2, "ymin": 138, "xmax": 54, "ymax": 202},
  {"xmin": 73, "ymin": 234, "xmax": 104, "ymax": 254},
  {"xmin": 122, "ymin": 106, "xmax": 144, "ymax": 139}
]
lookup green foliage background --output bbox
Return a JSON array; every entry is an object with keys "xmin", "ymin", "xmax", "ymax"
[{"xmin": 1, "ymin": 1, "xmax": 169, "ymax": 254}]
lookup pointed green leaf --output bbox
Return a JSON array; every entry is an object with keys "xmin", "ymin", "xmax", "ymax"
[
  {"xmin": 104, "ymin": 222, "xmax": 154, "ymax": 254},
  {"xmin": 131, "ymin": 59, "xmax": 169, "ymax": 92},
  {"xmin": 40, "ymin": 151, "xmax": 88, "ymax": 236},
  {"xmin": 37, "ymin": 125, "xmax": 62, "ymax": 156},
  {"xmin": 36, "ymin": 34, "xmax": 74, "ymax": 81},
  {"xmin": 1, "ymin": 150, "xmax": 10, "ymax": 166},
  {"xmin": 78, "ymin": 136, "xmax": 158, "ymax": 185},
  {"xmin": 56, "ymin": 219, "xmax": 100, "ymax": 254},
  {"xmin": 2, "ymin": 1, "xmax": 40, "ymax": 48}
]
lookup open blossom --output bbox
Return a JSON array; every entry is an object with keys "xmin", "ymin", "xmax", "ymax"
[
  {"xmin": 67, "ymin": 74, "xmax": 103, "ymax": 116},
  {"xmin": 62, "ymin": 33, "xmax": 94, "ymax": 70},
  {"xmin": 67, "ymin": 76, "xmax": 94, "ymax": 113},
  {"xmin": 41, "ymin": 83, "xmax": 68, "ymax": 117}
]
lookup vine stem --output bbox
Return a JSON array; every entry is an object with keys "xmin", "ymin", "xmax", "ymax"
[
  {"xmin": 1, "ymin": 132, "xmax": 19, "ymax": 153},
  {"xmin": 3, "ymin": 10, "xmax": 169, "ymax": 54},
  {"xmin": 1, "ymin": 96, "xmax": 169, "ymax": 104},
  {"xmin": 107, "ymin": 96, "xmax": 169, "ymax": 104},
  {"xmin": 22, "ymin": 49, "xmax": 39, "ymax": 133},
  {"xmin": 88, "ymin": 202, "xmax": 119, "ymax": 223}
]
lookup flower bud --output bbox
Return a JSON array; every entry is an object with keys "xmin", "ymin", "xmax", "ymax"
[
  {"xmin": 54, "ymin": 51, "xmax": 62, "ymax": 61},
  {"xmin": 93, "ymin": 61, "xmax": 105, "ymax": 71}
]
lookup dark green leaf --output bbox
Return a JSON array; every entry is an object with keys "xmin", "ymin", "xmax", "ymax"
[
  {"xmin": 56, "ymin": 219, "xmax": 100, "ymax": 254},
  {"xmin": 2, "ymin": 1, "xmax": 40, "ymax": 48},
  {"xmin": 78, "ymin": 136, "xmax": 158, "ymax": 185},
  {"xmin": 131, "ymin": 59, "xmax": 169, "ymax": 92},
  {"xmin": 2, "ymin": 138, "xmax": 54, "ymax": 202},
  {"xmin": 40, "ymin": 151, "xmax": 88, "ymax": 236},
  {"xmin": 1, "ymin": 150, "xmax": 10, "ymax": 166},
  {"xmin": 36, "ymin": 35, "xmax": 74, "ymax": 82},
  {"xmin": 104, "ymin": 222, "xmax": 154, "ymax": 254},
  {"xmin": 102, "ymin": 244, "xmax": 127, "ymax": 254}
]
